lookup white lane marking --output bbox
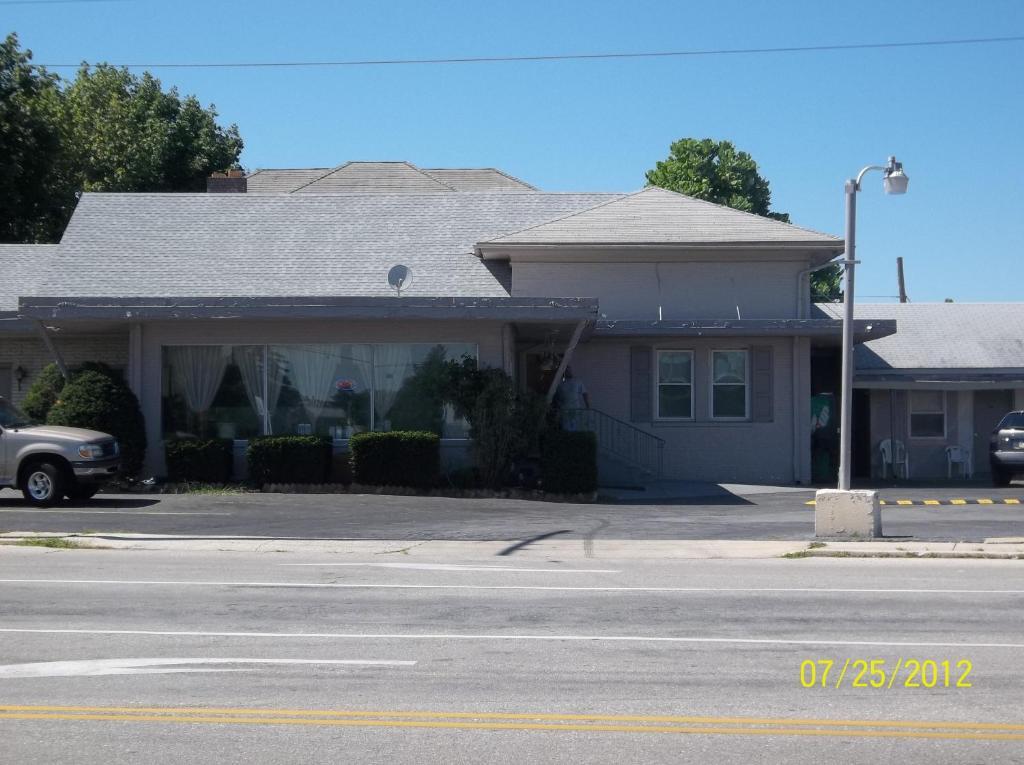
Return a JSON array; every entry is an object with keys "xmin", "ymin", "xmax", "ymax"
[
  {"xmin": 0, "ymin": 657, "xmax": 415, "ymax": 678},
  {"xmin": 2, "ymin": 628, "xmax": 1023, "ymax": 650},
  {"xmin": 0, "ymin": 579, "xmax": 1022, "ymax": 595},
  {"xmin": 0, "ymin": 510, "xmax": 230, "ymax": 516},
  {"xmin": 279, "ymin": 563, "xmax": 621, "ymax": 573}
]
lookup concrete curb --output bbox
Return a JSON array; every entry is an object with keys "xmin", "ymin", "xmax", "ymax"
[{"xmin": 2, "ymin": 533, "xmax": 1023, "ymax": 560}]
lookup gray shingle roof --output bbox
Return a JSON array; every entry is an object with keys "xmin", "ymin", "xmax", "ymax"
[
  {"xmin": 291, "ymin": 162, "xmax": 455, "ymax": 193},
  {"xmin": 421, "ymin": 168, "xmax": 536, "ymax": 191},
  {"xmin": 484, "ymin": 187, "xmax": 843, "ymax": 246},
  {"xmin": 0, "ymin": 244, "xmax": 57, "ymax": 311},
  {"xmin": 814, "ymin": 303, "xmax": 1024, "ymax": 370},
  {"xmin": 45, "ymin": 192, "xmax": 616, "ymax": 299},
  {"xmin": 246, "ymin": 168, "xmax": 331, "ymax": 193}
]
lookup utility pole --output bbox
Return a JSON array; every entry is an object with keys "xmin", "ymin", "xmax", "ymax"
[{"xmin": 896, "ymin": 257, "xmax": 908, "ymax": 303}]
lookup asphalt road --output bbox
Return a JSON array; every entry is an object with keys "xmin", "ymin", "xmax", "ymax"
[
  {"xmin": 2, "ymin": 487, "xmax": 1024, "ymax": 542},
  {"xmin": 1, "ymin": 548, "xmax": 1022, "ymax": 763}
]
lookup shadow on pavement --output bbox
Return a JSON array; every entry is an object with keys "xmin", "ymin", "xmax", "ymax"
[{"xmin": 0, "ymin": 497, "xmax": 162, "ymax": 510}]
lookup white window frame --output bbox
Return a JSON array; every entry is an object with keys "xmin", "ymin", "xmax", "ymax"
[
  {"xmin": 908, "ymin": 390, "xmax": 947, "ymax": 439},
  {"xmin": 709, "ymin": 349, "xmax": 750, "ymax": 421},
  {"xmin": 654, "ymin": 349, "xmax": 694, "ymax": 420}
]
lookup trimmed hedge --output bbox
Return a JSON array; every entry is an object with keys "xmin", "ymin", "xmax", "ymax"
[
  {"xmin": 247, "ymin": 435, "xmax": 332, "ymax": 486},
  {"xmin": 349, "ymin": 431, "xmax": 440, "ymax": 488},
  {"xmin": 46, "ymin": 370, "xmax": 147, "ymax": 477},
  {"xmin": 165, "ymin": 439, "xmax": 234, "ymax": 483},
  {"xmin": 540, "ymin": 430, "xmax": 598, "ymax": 494}
]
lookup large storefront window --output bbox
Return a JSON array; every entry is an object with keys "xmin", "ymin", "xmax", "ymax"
[{"xmin": 163, "ymin": 343, "xmax": 476, "ymax": 441}]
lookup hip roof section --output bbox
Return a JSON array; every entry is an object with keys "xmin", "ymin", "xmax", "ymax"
[
  {"xmin": 50, "ymin": 192, "xmax": 617, "ymax": 298},
  {"xmin": 814, "ymin": 302, "xmax": 1024, "ymax": 370},
  {"xmin": 482, "ymin": 187, "xmax": 843, "ymax": 247}
]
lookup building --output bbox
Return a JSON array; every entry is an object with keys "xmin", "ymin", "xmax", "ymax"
[
  {"xmin": 1, "ymin": 161, "xmax": 896, "ymax": 484},
  {"xmin": 816, "ymin": 303, "xmax": 1024, "ymax": 480}
]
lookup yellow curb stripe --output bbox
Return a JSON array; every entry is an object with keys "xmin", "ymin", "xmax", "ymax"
[
  {"xmin": 3, "ymin": 706, "xmax": 1024, "ymax": 732},
  {"xmin": 1, "ymin": 712, "xmax": 1024, "ymax": 741},
  {"xmin": 977, "ymin": 499, "xmax": 994, "ymax": 505},
  {"xmin": 897, "ymin": 500, "xmax": 913, "ymax": 506},
  {"xmin": 951, "ymin": 499, "xmax": 967, "ymax": 505},
  {"xmin": 1005, "ymin": 499, "xmax": 1021, "ymax": 504},
  {"xmin": 923, "ymin": 500, "xmax": 941, "ymax": 505}
]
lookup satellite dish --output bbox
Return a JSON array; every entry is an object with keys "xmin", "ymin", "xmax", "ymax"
[{"xmin": 387, "ymin": 264, "xmax": 413, "ymax": 296}]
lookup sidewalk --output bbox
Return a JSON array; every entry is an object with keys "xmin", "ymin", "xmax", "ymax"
[{"xmin": 3, "ymin": 533, "xmax": 1022, "ymax": 559}]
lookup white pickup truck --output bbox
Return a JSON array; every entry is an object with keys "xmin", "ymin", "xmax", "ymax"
[{"xmin": 0, "ymin": 396, "xmax": 120, "ymax": 507}]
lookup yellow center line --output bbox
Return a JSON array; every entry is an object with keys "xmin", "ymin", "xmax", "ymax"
[
  {"xmin": 2, "ymin": 706, "xmax": 1024, "ymax": 732},
  {"xmin": 1, "ymin": 712, "xmax": 1023, "ymax": 741}
]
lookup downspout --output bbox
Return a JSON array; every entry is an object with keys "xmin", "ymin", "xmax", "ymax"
[
  {"xmin": 796, "ymin": 259, "xmax": 844, "ymax": 319},
  {"xmin": 34, "ymin": 321, "xmax": 70, "ymax": 380},
  {"xmin": 545, "ymin": 319, "xmax": 588, "ymax": 405}
]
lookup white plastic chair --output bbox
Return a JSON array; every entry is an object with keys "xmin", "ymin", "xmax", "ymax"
[
  {"xmin": 945, "ymin": 445, "xmax": 973, "ymax": 479},
  {"xmin": 879, "ymin": 439, "xmax": 909, "ymax": 479}
]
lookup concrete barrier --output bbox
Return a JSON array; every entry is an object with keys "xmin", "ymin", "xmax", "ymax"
[{"xmin": 814, "ymin": 489, "xmax": 882, "ymax": 538}]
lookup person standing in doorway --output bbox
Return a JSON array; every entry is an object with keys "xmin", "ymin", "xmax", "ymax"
[{"xmin": 556, "ymin": 366, "xmax": 590, "ymax": 430}]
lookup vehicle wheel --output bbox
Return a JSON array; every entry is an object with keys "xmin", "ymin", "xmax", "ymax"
[
  {"xmin": 992, "ymin": 468, "xmax": 1012, "ymax": 488},
  {"xmin": 66, "ymin": 484, "xmax": 100, "ymax": 501},
  {"xmin": 20, "ymin": 462, "xmax": 66, "ymax": 508}
]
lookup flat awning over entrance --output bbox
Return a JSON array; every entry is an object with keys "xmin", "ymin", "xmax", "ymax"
[
  {"xmin": 18, "ymin": 296, "xmax": 599, "ymax": 323},
  {"xmin": 593, "ymin": 318, "xmax": 895, "ymax": 344}
]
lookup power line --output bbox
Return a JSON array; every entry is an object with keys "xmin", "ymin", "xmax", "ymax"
[{"xmin": 34, "ymin": 34, "xmax": 1024, "ymax": 69}]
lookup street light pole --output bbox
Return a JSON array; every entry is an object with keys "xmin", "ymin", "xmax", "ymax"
[{"xmin": 836, "ymin": 156, "xmax": 908, "ymax": 492}]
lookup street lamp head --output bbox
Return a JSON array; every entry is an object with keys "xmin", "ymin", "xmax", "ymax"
[{"xmin": 883, "ymin": 156, "xmax": 909, "ymax": 195}]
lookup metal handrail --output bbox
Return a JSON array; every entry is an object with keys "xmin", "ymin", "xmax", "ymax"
[{"xmin": 563, "ymin": 408, "xmax": 664, "ymax": 479}]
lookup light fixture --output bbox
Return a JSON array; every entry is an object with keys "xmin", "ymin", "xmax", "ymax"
[
  {"xmin": 883, "ymin": 156, "xmax": 909, "ymax": 195},
  {"xmin": 14, "ymin": 366, "xmax": 28, "ymax": 390}
]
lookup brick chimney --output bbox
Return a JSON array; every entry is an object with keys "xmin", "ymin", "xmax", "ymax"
[{"xmin": 207, "ymin": 168, "xmax": 247, "ymax": 193}]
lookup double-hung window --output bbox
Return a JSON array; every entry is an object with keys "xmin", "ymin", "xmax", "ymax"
[
  {"xmin": 909, "ymin": 391, "xmax": 946, "ymax": 438},
  {"xmin": 656, "ymin": 350, "xmax": 693, "ymax": 419},
  {"xmin": 711, "ymin": 350, "xmax": 749, "ymax": 419}
]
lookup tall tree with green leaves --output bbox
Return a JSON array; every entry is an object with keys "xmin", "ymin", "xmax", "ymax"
[
  {"xmin": 0, "ymin": 33, "xmax": 68, "ymax": 242},
  {"xmin": 646, "ymin": 138, "xmax": 841, "ymax": 301},
  {"xmin": 0, "ymin": 33, "xmax": 243, "ymax": 243},
  {"xmin": 62, "ymin": 64, "xmax": 242, "ymax": 192}
]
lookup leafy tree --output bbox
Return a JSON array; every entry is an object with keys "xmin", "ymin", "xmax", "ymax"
[
  {"xmin": 47, "ymin": 370, "xmax": 147, "ymax": 476},
  {"xmin": 20, "ymin": 360, "xmax": 120, "ymax": 422},
  {"xmin": 0, "ymin": 33, "xmax": 243, "ymax": 242},
  {"xmin": 646, "ymin": 138, "xmax": 841, "ymax": 301},
  {"xmin": 0, "ymin": 33, "xmax": 68, "ymax": 242},
  {"xmin": 62, "ymin": 64, "xmax": 242, "ymax": 192}
]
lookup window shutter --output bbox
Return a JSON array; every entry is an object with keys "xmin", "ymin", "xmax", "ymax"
[
  {"xmin": 630, "ymin": 345, "xmax": 653, "ymax": 423},
  {"xmin": 751, "ymin": 346, "xmax": 774, "ymax": 423}
]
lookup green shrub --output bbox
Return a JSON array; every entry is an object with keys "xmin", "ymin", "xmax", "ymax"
[
  {"xmin": 247, "ymin": 435, "xmax": 332, "ymax": 486},
  {"xmin": 164, "ymin": 439, "xmax": 233, "ymax": 483},
  {"xmin": 46, "ymin": 370, "xmax": 147, "ymax": 476},
  {"xmin": 350, "ymin": 431, "xmax": 440, "ymax": 488},
  {"xmin": 21, "ymin": 363, "xmax": 67, "ymax": 422},
  {"xmin": 22, "ymin": 362, "xmax": 121, "ymax": 423},
  {"xmin": 540, "ymin": 430, "xmax": 598, "ymax": 494}
]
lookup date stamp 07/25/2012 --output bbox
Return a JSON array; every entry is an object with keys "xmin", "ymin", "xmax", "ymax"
[{"xmin": 799, "ymin": 659, "xmax": 973, "ymax": 690}]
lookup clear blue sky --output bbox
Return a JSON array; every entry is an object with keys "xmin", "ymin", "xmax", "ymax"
[{"xmin": 7, "ymin": 0, "xmax": 1024, "ymax": 302}]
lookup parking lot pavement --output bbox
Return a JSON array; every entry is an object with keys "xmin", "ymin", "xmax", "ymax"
[{"xmin": 1, "ymin": 485, "xmax": 1023, "ymax": 543}]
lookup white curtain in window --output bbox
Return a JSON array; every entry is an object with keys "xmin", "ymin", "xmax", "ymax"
[
  {"xmin": 168, "ymin": 346, "xmax": 231, "ymax": 415},
  {"xmin": 373, "ymin": 344, "xmax": 413, "ymax": 428},
  {"xmin": 283, "ymin": 345, "xmax": 339, "ymax": 424},
  {"xmin": 234, "ymin": 346, "xmax": 285, "ymax": 422}
]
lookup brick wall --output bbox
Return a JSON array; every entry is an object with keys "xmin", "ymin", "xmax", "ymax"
[{"xmin": 0, "ymin": 334, "xmax": 128, "ymax": 406}]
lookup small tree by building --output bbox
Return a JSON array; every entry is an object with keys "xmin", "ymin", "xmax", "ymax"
[{"xmin": 46, "ymin": 370, "xmax": 147, "ymax": 476}]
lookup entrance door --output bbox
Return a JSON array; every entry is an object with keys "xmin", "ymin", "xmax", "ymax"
[{"xmin": 974, "ymin": 390, "xmax": 1015, "ymax": 475}]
